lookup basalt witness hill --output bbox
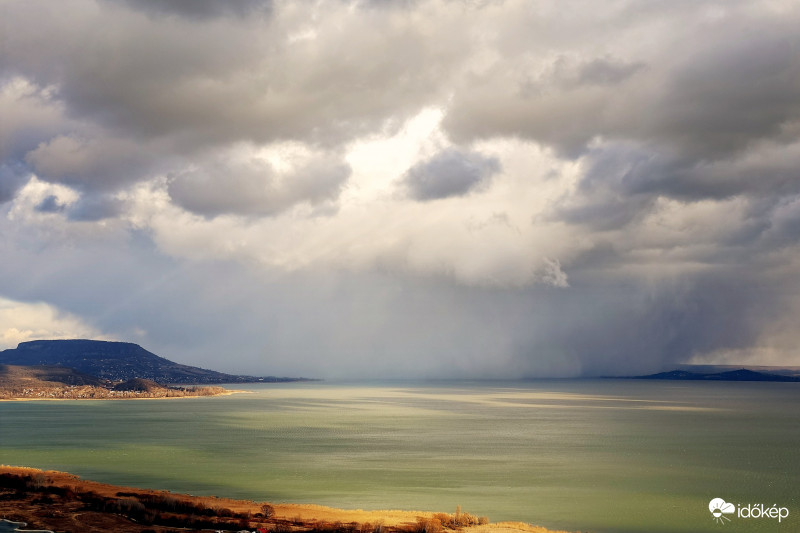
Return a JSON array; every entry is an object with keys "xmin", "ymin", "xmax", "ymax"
[{"xmin": 0, "ymin": 339, "xmax": 305, "ymax": 384}]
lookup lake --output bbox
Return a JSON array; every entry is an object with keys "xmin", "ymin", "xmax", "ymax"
[{"xmin": 0, "ymin": 380, "xmax": 797, "ymax": 533}]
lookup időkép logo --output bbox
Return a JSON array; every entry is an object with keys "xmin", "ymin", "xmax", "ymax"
[{"xmin": 709, "ymin": 497, "xmax": 789, "ymax": 525}]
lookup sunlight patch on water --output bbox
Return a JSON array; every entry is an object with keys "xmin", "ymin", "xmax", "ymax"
[
  {"xmin": 1, "ymin": 380, "xmax": 797, "ymax": 533},
  {"xmin": 247, "ymin": 385, "xmax": 723, "ymax": 413}
]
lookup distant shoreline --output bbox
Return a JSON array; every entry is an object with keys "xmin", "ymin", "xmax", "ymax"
[
  {"xmin": 0, "ymin": 388, "xmax": 250, "ymax": 402},
  {"xmin": 0, "ymin": 364, "xmax": 256, "ymax": 401},
  {"xmin": 0, "ymin": 466, "xmax": 571, "ymax": 533}
]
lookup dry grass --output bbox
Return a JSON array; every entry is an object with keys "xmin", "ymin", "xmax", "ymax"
[{"xmin": 0, "ymin": 466, "xmax": 574, "ymax": 533}]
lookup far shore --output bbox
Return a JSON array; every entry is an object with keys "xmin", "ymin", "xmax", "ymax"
[
  {"xmin": 0, "ymin": 466, "xmax": 573, "ymax": 533},
  {"xmin": 0, "ymin": 363, "xmax": 260, "ymax": 402},
  {"xmin": 0, "ymin": 388, "xmax": 250, "ymax": 402}
]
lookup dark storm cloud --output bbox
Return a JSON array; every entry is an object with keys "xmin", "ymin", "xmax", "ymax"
[
  {"xmin": 0, "ymin": 0, "xmax": 464, "ymax": 209},
  {"xmin": 3, "ymin": 0, "xmax": 455, "ymax": 148},
  {"xmin": 647, "ymin": 38, "xmax": 800, "ymax": 163},
  {"xmin": 402, "ymin": 149, "xmax": 500, "ymax": 201},
  {"xmin": 552, "ymin": 139, "xmax": 800, "ymax": 251},
  {"xmin": 34, "ymin": 195, "xmax": 65, "ymax": 214},
  {"xmin": 359, "ymin": 0, "xmax": 419, "ymax": 9},
  {"xmin": 444, "ymin": 18, "xmax": 800, "ymax": 159},
  {"xmin": 167, "ymin": 153, "xmax": 351, "ymax": 217},
  {"xmin": 0, "ymin": 78, "xmax": 68, "ymax": 204},
  {"xmin": 109, "ymin": 0, "xmax": 273, "ymax": 20},
  {"xmin": 586, "ymin": 142, "xmax": 800, "ymax": 201},
  {"xmin": 575, "ymin": 57, "xmax": 645, "ymax": 86},
  {"xmin": 0, "ymin": 79, "xmax": 65, "ymax": 163},
  {"xmin": 766, "ymin": 199, "xmax": 800, "ymax": 246},
  {"xmin": 506, "ymin": 270, "xmax": 777, "ymax": 377},
  {"xmin": 66, "ymin": 195, "xmax": 126, "ymax": 222},
  {"xmin": 0, "ymin": 163, "xmax": 31, "ymax": 205},
  {"xmin": 24, "ymin": 135, "xmax": 156, "ymax": 191}
]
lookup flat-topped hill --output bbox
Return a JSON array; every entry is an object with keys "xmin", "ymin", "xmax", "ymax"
[{"xmin": 0, "ymin": 339, "xmax": 304, "ymax": 384}]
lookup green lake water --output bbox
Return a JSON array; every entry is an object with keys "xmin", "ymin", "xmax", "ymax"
[{"xmin": 0, "ymin": 380, "xmax": 797, "ymax": 533}]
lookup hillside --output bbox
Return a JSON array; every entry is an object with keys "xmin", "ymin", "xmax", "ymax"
[
  {"xmin": 0, "ymin": 364, "xmax": 108, "ymax": 389},
  {"xmin": 111, "ymin": 377, "xmax": 167, "ymax": 393},
  {"xmin": 0, "ymin": 339, "xmax": 304, "ymax": 384}
]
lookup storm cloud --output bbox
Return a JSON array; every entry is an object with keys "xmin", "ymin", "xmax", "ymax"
[
  {"xmin": 167, "ymin": 150, "xmax": 351, "ymax": 217},
  {"xmin": 109, "ymin": 0, "xmax": 273, "ymax": 21},
  {"xmin": 402, "ymin": 149, "xmax": 500, "ymax": 201},
  {"xmin": 2, "ymin": 0, "xmax": 800, "ymax": 378}
]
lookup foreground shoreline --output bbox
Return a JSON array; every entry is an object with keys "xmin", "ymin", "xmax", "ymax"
[{"xmin": 0, "ymin": 466, "xmax": 571, "ymax": 533}]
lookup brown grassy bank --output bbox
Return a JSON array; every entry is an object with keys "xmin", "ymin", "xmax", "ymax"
[{"xmin": 0, "ymin": 466, "xmax": 574, "ymax": 533}]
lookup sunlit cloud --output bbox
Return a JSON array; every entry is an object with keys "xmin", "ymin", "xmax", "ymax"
[{"xmin": 0, "ymin": 297, "xmax": 110, "ymax": 350}]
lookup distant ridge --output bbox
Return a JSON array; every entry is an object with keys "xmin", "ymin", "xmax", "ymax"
[
  {"xmin": 676, "ymin": 363, "xmax": 800, "ymax": 378},
  {"xmin": 628, "ymin": 368, "xmax": 800, "ymax": 382},
  {"xmin": 0, "ymin": 339, "xmax": 308, "ymax": 384}
]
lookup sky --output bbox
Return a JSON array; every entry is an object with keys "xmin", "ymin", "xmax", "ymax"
[{"xmin": 1, "ymin": 0, "xmax": 800, "ymax": 378}]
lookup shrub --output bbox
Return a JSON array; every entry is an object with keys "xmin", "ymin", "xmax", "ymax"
[
  {"xmin": 213, "ymin": 506, "xmax": 234, "ymax": 517},
  {"xmin": 415, "ymin": 517, "xmax": 442, "ymax": 533},
  {"xmin": 432, "ymin": 513, "xmax": 450, "ymax": 525},
  {"xmin": 28, "ymin": 473, "xmax": 47, "ymax": 490},
  {"xmin": 115, "ymin": 497, "xmax": 147, "ymax": 515},
  {"xmin": 0, "ymin": 473, "xmax": 27, "ymax": 491}
]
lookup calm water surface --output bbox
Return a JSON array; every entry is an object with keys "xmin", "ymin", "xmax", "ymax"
[{"xmin": 1, "ymin": 380, "xmax": 798, "ymax": 533}]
